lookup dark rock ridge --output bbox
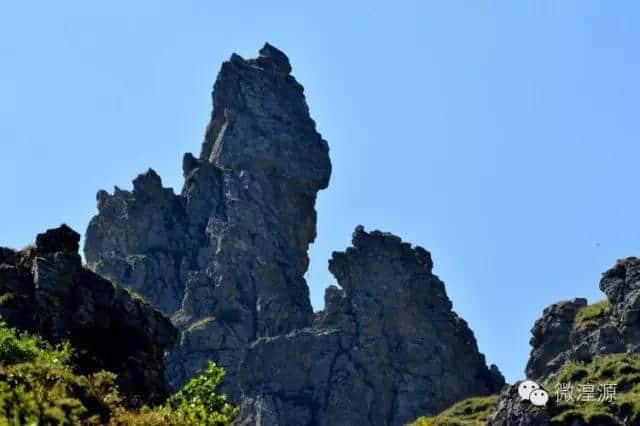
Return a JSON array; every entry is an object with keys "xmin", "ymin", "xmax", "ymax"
[
  {"xmin": 84, "ymin": 43, "xmax": 503, "ymax": 425},
  {"xmin": 0, "ymin": 225, "xmax": 177, "ymax": 405}
]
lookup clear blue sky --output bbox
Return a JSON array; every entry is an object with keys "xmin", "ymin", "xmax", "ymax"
[{"xmin": 1, "ymin": 2, "xmax": 639, "ymax": 384}]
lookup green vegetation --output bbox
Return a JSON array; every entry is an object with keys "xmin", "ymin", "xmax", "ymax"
[
  {"xmin": 124, "ymin": 287, "xmax": 151, "ymax": 306},
  {"xmin": 167, "ymin": 361, "xmax": 238, "ymax": 425},
  {"xmin": 0, "ymin": 322, "xmax": 237, "ymax": 425},
  {"xmin": 574, "ymin": 300, "xmax": 611, "ymax": 328},
  {"xmin": 0, "ymin": 293, "xmax": 15, "ymax": 306},
  {"xmin": 409, "ymin": 395, "xmax": 499, "ymax": 426},
  {"xmin": 411, "ymin": 355, "xmax": 640, "ymax": 426},
  {"xmin": 546, "ymin": 353, "xmax": 640, "ymax": 425},
  {"xmin": 188, "ymin": 316, "xmax": 216, "ymax": 330}
]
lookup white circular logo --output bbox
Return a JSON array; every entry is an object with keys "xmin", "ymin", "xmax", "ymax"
[
  {"xmin": 518, "ymin": 380, "xmax": 540, "ymax": 400},
  {"xmin": 530, "ymin": 389, "xmax": 549, "ymax": 406}
]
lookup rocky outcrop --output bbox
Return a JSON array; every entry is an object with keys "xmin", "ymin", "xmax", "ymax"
[
  {"xmin": 525, "ymin": 298, "xmax": 588, "ymax": 381},
  {"xmin": 525, "ymin": 258, "xmax": 640, "ymax": 384},
  {"xmin": 84, "ymin": 43, "xmax": 503, "ymax": 425},
  {"xmin": 237, "ymin": 226, "xmax": 504, "ymax": 425},
  {"xmin": 0, "ymin": 225, "xmax": 177, "ymax": 405},
  {"xmin": 488, "ymin": 258, "xmax": 640, "ymax": 425}
]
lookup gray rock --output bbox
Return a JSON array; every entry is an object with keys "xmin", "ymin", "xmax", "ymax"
[
  {"xmin": 525, "ymin": 257, "xmax": 640, "ymax": 385},
  {"xmin": 84, "ymin": 44, "xmax": 503, "ymax": 425},
  {"xmin": 491, "ymin": 258, "xmax": 640, "ymax": 425},
  {"xmin": 525, "ymin": 298, "xmax": 587, "ymax": 381},
  {"xmin": 237, "ymin": 227, "xmax": 504, "ymax": 426},
  {"xmin": 488, "ymin": 383, "xmax": 552, "ymax": 426}
]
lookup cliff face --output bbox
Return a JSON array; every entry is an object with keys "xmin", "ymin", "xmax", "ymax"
[
  {"xmin": 84, "ymin": 44, "xmax": 503, "ymax": 425},
  {"xmin": 0, "ymin": 225, "xmax": 177, "ymax": 405},
  {"xmin": 238, "ymin": 226, "xmax": 504, "ymax": 425}
]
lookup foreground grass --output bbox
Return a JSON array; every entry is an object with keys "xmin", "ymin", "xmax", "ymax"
[
  {"xmin": 546, "ymin": 353, "xmax": 640, "ymax": 425},
  {"xmin": 410, "ymin": 354, "xmax": 640, "ymax": 426},
  {"xmin": 409, "ymin": 395, "xmax": 499, "ymax": 426},
  {"xmin": 0, "ymin": 322, "xmax": 237, "ymax": 425},
  {"xmin": 574, "ymin": 300, "xmax": 611, "ymax": 329}
]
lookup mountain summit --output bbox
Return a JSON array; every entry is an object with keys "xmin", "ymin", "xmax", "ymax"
[{"xmin": 84, "ymin": 44, "xmax": 503, "ymax": 425}]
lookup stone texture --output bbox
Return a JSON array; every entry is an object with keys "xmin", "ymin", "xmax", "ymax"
[
  {"xmin": 236, "ymin": 227, "xmax": 504, "ymax": 426},
  {"xmin": 0, "ymin": 225, "xmax": 177, "ymax": 405},
  {"xmin": 525, "ymin": 298, "xmax": 588, "ymax": 381},
  {"xmin": 84, "ymin": 44, "xmax": 503, "ymax": 425},
  {"xmin": 488, "ymin": 383, "xmax": 552, "ymax": 426},
  {"xmin": 85, "ymin": 43, "xmax": 331, "ymax": 394}
]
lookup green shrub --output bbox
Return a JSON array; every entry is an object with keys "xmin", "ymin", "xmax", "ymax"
[
  {"xmin": 167, "ymin": 361, "xmax": 238, "ymax": 425},
  {"xmin": 0, "ymin": 322, "xmax": 237, "ymax": 425},
  {"xmin": 574, "ymin": 300, "xmax": 610, "ymax": 328},
  {"xmin": 0, "ymin": 321, "xmax": 71, "ymax": 366}
]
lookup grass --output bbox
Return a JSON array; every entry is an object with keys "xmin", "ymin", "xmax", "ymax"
[
  {"xmin": 546, "ymin": 353, "xmax": 640, "ymax": 425},
  {"xmin": 409, "ymin": 395, "xmax": 500, "ymax": 426},
  {"xmin": 0, "ymin": 293, "xmax": 15, "ymax": 306},
  {"xmin": 188, "ymin": 316, "xmax": 216, "ymax": 330},
  {"xmin": 124, "ymin": 287, "xmax": 150, "ymax": 305},
  {"xmin": 574, "ymin": 300, "xmax": 611, "ymax": 329},
  {"xmin": 410, "ymin": 354, "xmax": 640, "ymax": 426}
]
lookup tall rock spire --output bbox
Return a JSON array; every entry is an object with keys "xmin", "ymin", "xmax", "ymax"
[
  {"xmin": 85, "ymin": 43, "xmax": 332, "ymax": 390},
  {"xmin": 85, "ymin": 44, "xmax": 503, "ymax": 425}
]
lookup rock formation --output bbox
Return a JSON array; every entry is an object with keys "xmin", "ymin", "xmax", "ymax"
[
  {"xmin": 84, "ymin": 43, "xmax": 503, "ymax": 425},
  {"xmin": 237, "ymin": 226, "xmax": 504, "ymax": 425},
  {"xmin": 0, "ymin": 225, "xmax": 177, "ymax": 405},
  {"xmin": 526, "ymin": 257, "xmax": 640, "ymax": 384},
  {"xmin": 488, "ymin": 257, "xmax": 640, "ymax": 425}
]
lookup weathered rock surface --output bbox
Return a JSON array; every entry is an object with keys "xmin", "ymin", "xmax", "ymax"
[
  {"xmin": 86, "ymin": 43, "xmax": 331, "ymax": 394},
  {"xmin": 488, "ymin": 383, "xmax": 552, "ymax": 426},
  {"xmin": 84, "ymin": 44, "xmax": 503, "ymax": 425},
  {"xmin": 237, "ymin": 226, "xmax": 504, "ymax": 425},
  {"xmin": 0, "ymin": 225, "xmax": 177, "ymax": 405}
]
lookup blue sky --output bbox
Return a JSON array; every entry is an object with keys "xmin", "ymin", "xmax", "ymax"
[{"xmin": 1, "ymin": 1, "xmax": 639, "ymax": 384}]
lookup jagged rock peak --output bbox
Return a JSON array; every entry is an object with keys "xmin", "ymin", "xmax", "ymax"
[
  {"xmin": 237, "ymin": 226, "xmax": 505, "ymax": 426},
  {"xmin": 86, "ymin": 44, "xmax": 331, "ymax": 394},
  {"xmin": 200, "ymin": 43, "xmax": 331, "ymax": 191},
  {"xmin": 254, "ymin": 42, "xmax": 292, "ymax": 74},
  {"xmin": 83, "ymin": 45, "xmax": 502, "ymax": 425}
]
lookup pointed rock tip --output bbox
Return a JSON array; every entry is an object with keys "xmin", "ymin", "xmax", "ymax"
[
  {"xmin": 257, "ymin": 42, "xmax": 292, "ymax": 74},
  {"xmin": 35, "ymin": 224, "xmax": 80, "ymax": 255},
  {"xmin": 132, "ymin": 168, "xmax": 163, "ymax": 193}
]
